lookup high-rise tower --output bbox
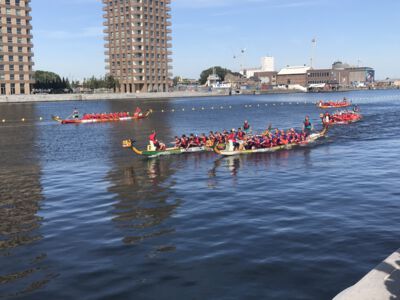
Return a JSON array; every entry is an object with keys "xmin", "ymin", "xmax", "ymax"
[
  {"xmin": 0, "ymin": 0, "xmax": 34, "ymax": 95},
  {"xmin": 103, "ymin": 0, "xmax": 172, "ymax": 93}
]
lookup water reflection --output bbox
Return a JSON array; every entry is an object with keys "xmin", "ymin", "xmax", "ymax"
[
  {"xmin": 109, "ymin": 159, "xmax": 180, "ymax": 247},
  {"xmin": 209, "ymin": 146, "xmax": 318, "ymax": 179},
  {"xmin": 107, "ymin": 100, "xmax": 179, "ymax": 249},
  {"xmin": 0, "ymin": 103, "xmax": 54, "ymax": 298}
]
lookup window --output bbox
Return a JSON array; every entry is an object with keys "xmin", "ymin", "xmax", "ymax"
[
  {"xmin": 0, "ymin": 84, "xmax": 6, "ymax": 95},
  {"xmin": 10, "ymin": 83, "xmax": 15, "ymax": 95}
]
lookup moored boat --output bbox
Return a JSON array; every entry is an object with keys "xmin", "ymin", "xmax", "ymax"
[
  {"xmin": 52, "ymin": 109, "xmax": 152, "ymax": 125},
  {"xmin": 214, "ymin": 127, "xmax": 328, "ymax": 156}
]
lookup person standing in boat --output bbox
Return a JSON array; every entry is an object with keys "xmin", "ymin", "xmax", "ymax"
[
  {"xmin": 321, "ymin": 112, "xmax": 331, "ymax": 126},
  {"xmin": 72, "ymin": 108, "xmax": 80, "ymax": 119},
  {"xmin": 149, "ymin": 130, "xmax": 166, "ymax": 151},
  {"xmin": 243, "ymin": 120, "xmax": 251, "ymax": 133},
  {"xmin": 303, "ymin": 116, "xmax": 313, "ymax": 135},
  {"xmin": 134, "ymin": 107, "xmax": 142, "ymax": 118}
]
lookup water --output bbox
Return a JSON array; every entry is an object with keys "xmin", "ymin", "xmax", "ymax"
[{"xmin": 1, "ymin": 90, "xmax": 400, "ymax": 299}]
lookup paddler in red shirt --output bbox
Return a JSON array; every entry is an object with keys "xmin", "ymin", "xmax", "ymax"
[
  {"xmin": 134, "ymin": 107, "xmax": 142, "ymax": 118},
  {"xmin": 149, "ymin": 130, "xmax": 166, "ymax": 150}
]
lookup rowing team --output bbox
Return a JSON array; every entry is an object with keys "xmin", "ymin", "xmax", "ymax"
[
  {"xmin": 317, "ymin": 97, "xmax": 349, "ymax": 107},
  {"xmin": 320, "ymin": 107, "xmax": 361, "ymax": 124},
  {"xmin": 149, "ymin": 118, "xmax": 315, "ymax": 151},
  {"xmin": 72, "ymin": 107, "xmax": 143, "ymax": 120}
]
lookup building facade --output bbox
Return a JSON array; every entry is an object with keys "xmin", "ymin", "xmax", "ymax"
[
  {"xmin": 0, "ymin": 0, "xmax": 34, "ymax": 95},
  {"xmin": 103, "ymin": 0, "xmax": 172, "ymax": 93},
  {"xmin": 276, "ymin": 66, "xmax": 310, "ymax": 86}
]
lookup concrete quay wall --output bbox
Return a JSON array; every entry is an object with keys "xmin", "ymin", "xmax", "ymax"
[
  {"xmin": 0, "ymin": 90, "xmax": 229, "ymax": 104},
  {"xmin": 334, "ymin": 248, "xmax": 400, "ymax": 299}
]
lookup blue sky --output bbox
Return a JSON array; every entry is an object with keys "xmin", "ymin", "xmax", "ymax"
[{"xmin": 32, "ymin": 0, "xmax": 400, "ymax": 80}]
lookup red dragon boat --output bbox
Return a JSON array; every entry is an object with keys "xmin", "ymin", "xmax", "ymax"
[
  {"xmin": 322, "ymin": 111, "xmax": 362, "ymax": 125},
  {"xmin": 317, "ymin": 100, "xmax": 351, "ymax": 109},
  {"xmin": 52, "ymin": 109, "xmax": 152, "ymax": 125}
]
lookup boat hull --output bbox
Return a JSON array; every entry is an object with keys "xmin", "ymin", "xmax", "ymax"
[
  {"xmin": 214, "ymin": 130, "xmax": 326, "ymax": 156},
  {"xmin": 135, "ymin": 146, "xmax": 213, "ymax": 158},
  {"xmin": 53, "ymin": 110, "xmax": 152, "ymax": 125}
]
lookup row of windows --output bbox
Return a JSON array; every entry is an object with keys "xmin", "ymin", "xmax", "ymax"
[
  {"xmin": 0, "ymin": 17, "xmax": 29, "ymax": 26},
  {"xmin": 111, "ymin": 52, "xmax": 167, "ymax": 59},
  {"xmin": 111, "ymin": 74, "xmax": 168, "ymax": 82},
  {"xmin": 108, "ymin": 38, "xmax": 166, "ymax": 45},
  {"xmin": 110, "ymin": 22, "xmax": 166, "ymax": 31},
  {"xmin": 0, "ymin": 73, "xmax": 28, "ymax": 80},
  {"xmin": 0, "ymin": 55, "xmax": 32, "ymax": 63},
  {"xmin": 0, "ymin": 64, "xmax": 30, "ymax": 71},
  {"xmin": 107, "ymin": 14, "xmax": 167, "ymax": 24},
  {"xmin": 4, "ymin": 0, "xmax": 23, "ymax": 7},
  {"xmin": 0, "ymin": 45, "xmax": 27, "ymax": 52},
  {"xmin": 108, "ymin": 5, "xmax": 167, "ymax": 15},
  {"xmin": 0, "ymin": 83, "xmax": 27, "ymax": 95},
  {"xmin": 1, "ymin": 37, "xmax": 31, "ymax": 44},
  {"xmin": 109, "ymin": 30, "xmax": 166, "ymax": 38},
  {"xmin": 0, "ymin": 7, "xmax": 28, "ymax": 17},
  {"xmin": 307, "ymin": 72, "xmax": 332, "ymax": 78},
  {"xmin": 108, "ymin": 0, "xmax": 166, "ymax": 8},
  {"xmin": 0, "ymin": 26, "xmax": 29, "ymax": 35}
]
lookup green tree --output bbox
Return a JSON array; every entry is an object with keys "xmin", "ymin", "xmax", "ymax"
[
  {"xmin": 199, "ymin": 66, "xmax": 232, "ymax": 85},
  {"xmin": 173, "ymin": 76, "xmax": 180, "ymax": 86}
]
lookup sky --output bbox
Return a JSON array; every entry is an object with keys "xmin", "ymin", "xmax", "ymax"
[{"xmin": 31, "ymin": 0, "xmax": 400, "ymax": 80}]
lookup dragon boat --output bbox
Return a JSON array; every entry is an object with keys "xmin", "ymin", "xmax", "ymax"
[
  {"xmin": 52, "ymin": 109, "xmax": 152, "ymax": 125},
  {"xmin": 325, "ymin": 111, "xmax": 362, "ymax": 125},
  {"xmin": 317, "ymin": 101, "xmax": 351, "ymax": 109},
  {"xmin": 122, "ymin": 139, "xmax": 223, "ymax": 158},
  {"xmin": 214, "ymin": 127, "xmax": 328, "ymax": 156}
]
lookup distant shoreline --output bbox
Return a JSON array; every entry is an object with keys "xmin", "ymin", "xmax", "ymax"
[{"xmin": 0, "ymin": 87, "xmax": 398, "ymax": 104}]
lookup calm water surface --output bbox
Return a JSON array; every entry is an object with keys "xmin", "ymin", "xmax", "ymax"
[{"xmin": 1, "ymin": 90, "xmax": 400, "ymax": 299}]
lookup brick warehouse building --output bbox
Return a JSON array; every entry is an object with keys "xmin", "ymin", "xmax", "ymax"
[
  {"xmin": 103, "ymin": 0, "xmax": 172, "ymax": 93},
  {"xmin": 0, "ymin": 0, "xmax": 34, "ymax": 95}
]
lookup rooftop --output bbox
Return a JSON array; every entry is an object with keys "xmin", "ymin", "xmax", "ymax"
[{"xmin": 278, "ymin": 66, "xmax": 311, "ymax": 75}]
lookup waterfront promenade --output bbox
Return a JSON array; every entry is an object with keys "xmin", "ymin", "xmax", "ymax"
[{"xmin": 0, "ymin": 90, "xmax": 228, "ymax": 103}]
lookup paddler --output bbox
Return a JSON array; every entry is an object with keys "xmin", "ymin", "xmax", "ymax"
[
  {"xmin": 228, "ymin": 128, "xmax": 239, "ymax": 151},
  {"xmin": 134, "ymin": 107, "xmax": 142, "ymax": 118},
  {"xmin": 303, "ymin": 116, "xmax": 313, "ymax": 134},
  {"xmin": 149, "ymin": 130, "xmax": 166, "ymax": 151},
  {"xmin": 243, "ymin": 120, "xmax": 251, "ymax": 133},
  {"xmin": 321, "ymin": 112, "xmax": 331, "ymax": 126},
  {"xmin": 72, "ymin": 108, "xmax": 80, "ymax": 119}
]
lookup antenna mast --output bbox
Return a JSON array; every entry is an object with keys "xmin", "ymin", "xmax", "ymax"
[{"xmin": 311, "ymin": 38, "xmax": 317, "ymax": 69}]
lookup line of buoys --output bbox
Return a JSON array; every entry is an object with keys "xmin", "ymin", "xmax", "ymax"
[{"xmin": 0, "ymin": 117, "xmax": 45, "ymax": 123}]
